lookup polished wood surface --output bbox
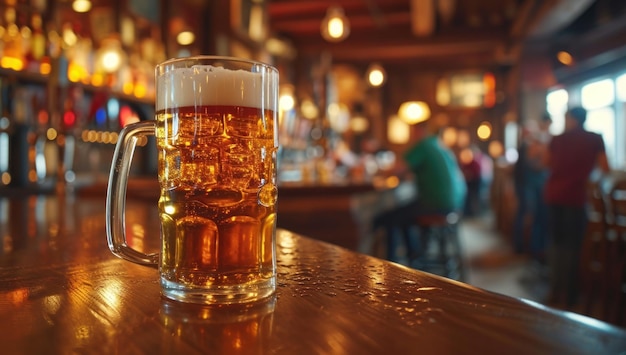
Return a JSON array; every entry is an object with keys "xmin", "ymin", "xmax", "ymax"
[{"xmin": 1, "ymin": 193, "xmax": 625, "ymax": 354}]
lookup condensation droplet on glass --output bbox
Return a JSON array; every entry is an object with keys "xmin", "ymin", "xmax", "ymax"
[{"xmin": 258, "ymin": 183, "xmax": 278, "ymax": 207}]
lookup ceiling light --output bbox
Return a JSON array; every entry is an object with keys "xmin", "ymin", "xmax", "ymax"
[
  {"xmin": 557, "ymin": 51, "xmax": 573, "ymax": 66},
  {"xmin": 176, "ymin": 31, "xmax": 195, "ymax": 46},
  {"xmin": 367, "ymin": 63, "xmax": 386, "ymax": 87},
  {"xmin": 321, "ymin": 6, "xmax": 350, "ymax": 42},
  {"xmin": 398, "ymin": 101, "xmax": 430, "ymax": 125},
  {"xmin": 72, "ymin": 0, "xmax": 92, "ymax": 13}
]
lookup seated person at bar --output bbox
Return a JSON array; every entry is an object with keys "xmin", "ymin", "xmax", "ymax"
[{"xmin": 373, "ymin": 120, "xmax": 467, "ymax": 262}]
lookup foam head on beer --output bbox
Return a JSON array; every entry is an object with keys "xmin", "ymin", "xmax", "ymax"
[{"xmin": 157, "ymin": 65, "xmax": 278, "ymax": 112}]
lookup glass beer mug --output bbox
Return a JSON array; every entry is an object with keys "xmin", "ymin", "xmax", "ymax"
[{"xmin": 106, "ymin": 56, "xmax": 279, "ymax": 304}]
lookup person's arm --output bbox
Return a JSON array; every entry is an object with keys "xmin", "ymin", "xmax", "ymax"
[
  {"xmin": 596, "ymin": 152, "xmax": 610, "ymax": 173},
  {"xmin": 596, "ymin": 134, "xmax": 610, "ymax": 174}
]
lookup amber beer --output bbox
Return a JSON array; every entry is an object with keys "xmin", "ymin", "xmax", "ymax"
[
  {"xmin": 156, "ymin": 105, "xmax": 277, "ymax": 295},
  {"xmin": 105, "ymin": 56, "xmax": 278, "ymax": 304}
]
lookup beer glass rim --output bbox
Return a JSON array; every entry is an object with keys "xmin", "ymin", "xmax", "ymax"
[{"xmin": 156, "ymin": 55, "xmax": 277, "ymax": 72}]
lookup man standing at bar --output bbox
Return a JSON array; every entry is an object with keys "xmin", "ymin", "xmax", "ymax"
[{"xmin": 543, "ymin": 106, "xmax": 610, "ymax": 308}]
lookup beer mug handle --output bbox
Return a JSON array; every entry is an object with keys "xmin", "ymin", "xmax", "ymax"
[{"xmin": 106, "ymin": 121, "xmax": 159, "ymax": 267}]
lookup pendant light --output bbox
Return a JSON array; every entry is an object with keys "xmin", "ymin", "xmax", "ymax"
[
  {"xmin": 72, "ymin": 0, "xmax": 92, "ymax": 13},
  {"xmin": 366, "ymin": 63, "xmax": 386, "ymax": 87},
  {"xmin": 321, "ymin": 6, "xmax": 350, "ymax": 42},
  {"xmin": 398, "ymin": 101, "xmax": 431, "ymax": 125}
]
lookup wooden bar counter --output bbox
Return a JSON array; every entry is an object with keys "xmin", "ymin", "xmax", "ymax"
[{"xmin": 0, "ymin": 193, "xmax": 625, "ymax": 354}]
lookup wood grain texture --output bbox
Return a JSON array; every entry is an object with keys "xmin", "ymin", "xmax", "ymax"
[{"xmin": 0, "ymin": 194, "xmax": 625, "ymax": 354}]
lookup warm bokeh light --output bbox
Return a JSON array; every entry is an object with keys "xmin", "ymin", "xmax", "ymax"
[
  {"xmin": 328, "ymin": 103, "xmax": 350, "ymax": 133},
  {"xmin": 459, "ymin": 148, "xmax": 474, "ymax": 165},
  {"xmin": 91, "ymin": 73, "xmax": 105, "ymax": 86},
  {"xmin": 279, "ymin": 93, "xmax": 295, "ymax": 111},
  {"xmin": 67, "ymin": 62, "xmax": 87, "ymax": 82},
  {"xmin": 321, "ymin": 6, "xmax": 350, "ymax": 42},
  {"xmin": 62, "ymin": 26, "xmax": 78, "ymax": 47},
  {"xmin": 279, "ymin": 85, "xmax": 295, "ymax": 113},
  {"xmin": 442, "ymin": 127, "xmax": 458, "ymax": 147},
  {"xmin": 349, "ymin": 115, "xmax": 369, "ymax": 133},
  {"xmin": 398, "ymin": 101, "xmax": 430, "ymax": 125},
  {"xmin": 1, "ymin": 172, "xmax": 10, "ymax": 185},
  {"xmin": 133, "ymin": 83, "xmax": 147, "ymax": 98},
  {"xmin": 488, "ymin": 140, "xmax": 504, "ymax": 157},
  {"xmin": 28, "ymin": 170, "xmax": 38, "ymax": 182},
  {"xmin": 39, "ymin": 61, "xmax": 51, "ymax": 75},
  {"xmin": 123, "ymin": 81, "xmax": 134, "ymax": 95},
  {"xmin": 101, "ymin": 51, "xmax": 121, "ymax": 73},
  {"xmin": 367, "ymin": 63, "xmax": 386, "ymax": 87},
  {"xmin": 388, "ymin": 115, "xmax": 410, "ymax": 144},
  {"xmin": 483, "ymin": 72, "xmax": 496, "ymax": 108},
  {"xmin": 436, "ymin": 78, "xmax": 451, "ymax": 106},
  {"xmin": 37, "ymin": 109, "xmax": 48, "ymax": 125},
  {"xmin": 0, "ymin": 57, "xmax": 24, "ymax": 71},
  {"xmin": 328, "ymin": 18, "xmax": 345, "ymax": 38},
  {"xmin": 300, "ymin": 99, "xmax": 319, "ymax": 120},
  {"xmin": 457, "ymin": 129, "xmax": 470, "ymax": 148},
  {"xmin": 72, "ymin": 0, "xmax": 92, "ymax": 13},
  {"xmin": 46, "ymin": 128, "xmax": 58, "ymax": 141},
  {"xmin": 176, "ymin": 31, "xmax": 195, "ymax": 46},
  {"xmin": 80, "ymin": 130, "xmax": 120, "ymax": 144},
  {"xmin": 477, "ymin": 121, "xmax": 492, "ymax": 140},
  {"xmin": 557, "ymin": 51, "xmax": 573, "ymax": 66}
]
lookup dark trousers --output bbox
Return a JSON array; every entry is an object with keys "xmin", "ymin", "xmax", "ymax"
[
  {"xmin": 513, "ymin": 180, "xmax": 548, "ymax": 258},
  {"xmin": 373, "ymin": 199, "xmax": 451, "ymax": 262},
  {"xmin": 547, "ymin": 204, "xmax": 587, "ymax": 307}
]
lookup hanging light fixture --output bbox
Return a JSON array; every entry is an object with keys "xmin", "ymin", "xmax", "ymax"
[
  {"xmin": 366, "ymin": 63, "xmax": 386, "ymax": 87},
  {"xmin": 72, "ymin": 0, "xmax": 92, "ymax": 13},
  {"xmin": 176, "ymin": 31, "xmax": 195, "ymax": 46},
  {"xmin": 321, "ymin": 6, "xmax": 350, "ymax": 42}
]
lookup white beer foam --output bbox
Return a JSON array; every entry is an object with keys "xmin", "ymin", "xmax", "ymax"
[{"xmin": 156, "ymin": 65, "xmax": 278, "ymax": 111}]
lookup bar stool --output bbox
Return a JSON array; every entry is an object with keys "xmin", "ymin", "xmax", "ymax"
[
  {"xmin": 605, "ymin": 178, "xmax": 626, "ymax": 326},
  {"xmin": 579, "ymin": 179, "xmax": 610, "ymax": 318},
  {"xmin": 405, "ymin": 212, "xmax": 465, "ymax": 281}
]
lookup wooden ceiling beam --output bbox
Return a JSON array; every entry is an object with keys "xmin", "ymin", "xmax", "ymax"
[
  {"xmin": 527, "ymin": 0, "xmax": 596, "ymax": 38},
  {"xmin": 301, "ymin": 39, "xmax": 501, "ymax": 62},
  {"xmin": 272, "ymin": 12, "xmax": 411, "ymax": 34},
  {"xmin": 267, "ymin": 0, "xmax": 408, "ymax": 17}
]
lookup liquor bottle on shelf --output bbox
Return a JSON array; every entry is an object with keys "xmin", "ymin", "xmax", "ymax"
[
  {"xmin": 0, "ymin": 78, "xmax": 10, "ymax": 187},
  {"xmin": 4, "ymin": 80, "xmax": 31, "ymax": 188},
  {"xmin": 31, "ymin": 88, "xmax": 49, "ymax": 184},
  {"xmin": 2, "ymin": 7, "xmax": 25, "ymax": 71}
]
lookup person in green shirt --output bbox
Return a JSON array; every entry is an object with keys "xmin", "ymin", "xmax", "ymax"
[{"xmin": 373, "ymin": 121, "xmax": 467, "ymax": 262}]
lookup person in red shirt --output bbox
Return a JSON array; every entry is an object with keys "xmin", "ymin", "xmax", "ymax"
[{"xmin": 543, "ymin": 106, "xmax": 610, "ymax": 308}]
